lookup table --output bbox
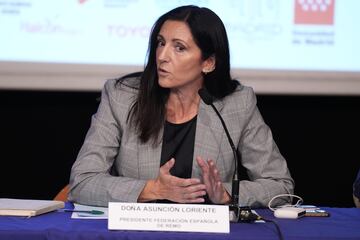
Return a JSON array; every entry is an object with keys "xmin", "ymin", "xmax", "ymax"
[{"xmin": 1, "ymin": 202, "xmax": 360, "ymax": 240}]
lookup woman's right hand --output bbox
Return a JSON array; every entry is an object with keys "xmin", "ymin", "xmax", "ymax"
[{"xmin": 138, "ymin": 158, "xmax": 207, "ymax": 203}]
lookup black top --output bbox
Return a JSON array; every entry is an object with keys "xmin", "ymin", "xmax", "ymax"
[
  {"xmin": 158, "ymin": 115, "xmax": 212, "ymax": 204},
  {"xmin": 160, "ymin": 116, "xmax": 197, "ymax": 178}
]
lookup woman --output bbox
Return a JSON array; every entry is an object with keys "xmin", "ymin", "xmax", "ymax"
[{"xmin": 69, "ymin": 5, "xmax": 294, "ymax": 207}]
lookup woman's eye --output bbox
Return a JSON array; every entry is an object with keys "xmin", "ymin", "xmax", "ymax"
[
  {"xmin": 157, "ymin": 39, "xmax": 165, "ymax": 47},
  {"xmin": 175, "ymin": 44, "xmax": 185, "ymax": 52}
]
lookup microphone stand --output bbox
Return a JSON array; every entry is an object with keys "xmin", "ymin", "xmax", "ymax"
[
  {"xmin": 208, "ymin": 104, "xmax": 239, "ymax": 221},
  {"xmin": 198, "ymin": 88, "xmax": 256, "ymax": 223}
]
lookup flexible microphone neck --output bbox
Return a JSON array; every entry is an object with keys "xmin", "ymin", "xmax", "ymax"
[
  {"xmin": 198, "ymin": 88, "xmax": 240, "ymax": 207},
  {"xmin": 198, "ymin": 89, "xmax": 259, "ymax": 223}
]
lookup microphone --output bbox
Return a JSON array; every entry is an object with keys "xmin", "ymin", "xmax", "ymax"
[{"xmin": 198, "ymin": 88, "xmax": 255, "ymax": 222}]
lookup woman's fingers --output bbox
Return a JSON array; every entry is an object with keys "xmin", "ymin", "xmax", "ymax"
[
  {"xmin": 196, "ymin": 156, "xmax": 212, "ymax": 186},
  {"xmin": 196, "ymin": 157, "xmax": 230, "ymax": 204},
  {"xmin": 175, "ymin": 180, "xmax": 206, "ymax": 203},
  {"xmin": 196, "ymin": 156, "xmax": 209, "ymax": 173},
  {"xmin": 171, "ymin": 184, "xmax": 206, "ymax": 203},
  {"xmin": 160, "ymin": 158, "xmax": 175, "ymax": 175},
  {"xmin": 208, "ymin": 159, "xmax": 222, "ymax": 184},
  {"xmin": 177, "ymin": 177, "xmax": 202, "ymax": 187},
  {"xmin": 180, "ymin": 187, "xmax": 207, "ymax": 203},
  {"xmin": 156, "ymin": 158, "xmax": 206, "ymax": 203}
]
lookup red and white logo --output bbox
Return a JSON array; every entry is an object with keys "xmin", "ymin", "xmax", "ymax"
[{"xmin": 294, "ymin": 0, "xmax": 335, "ymax": 25}]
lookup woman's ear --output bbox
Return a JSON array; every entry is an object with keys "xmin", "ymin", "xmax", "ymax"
[{"xmin": 202, "ymin": 55, "xmax": 216, "ymax": 74}]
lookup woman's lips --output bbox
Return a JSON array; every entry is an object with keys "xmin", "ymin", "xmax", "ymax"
[{"xmin": 158, "ymin": 68, "xmax": 169, "ymax": 76}]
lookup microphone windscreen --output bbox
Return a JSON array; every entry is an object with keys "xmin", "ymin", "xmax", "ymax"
[{"xmin": 198, "ymin": 88, "xmax": 214, "ymax": 105}]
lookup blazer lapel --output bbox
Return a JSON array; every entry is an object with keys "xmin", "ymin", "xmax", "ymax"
[
  {"xmin": 192, "ymin": 100, "xmax": 225, "ymax": 179},
  {"xmin": 136, "ymin": 99, "xmax": 227, "ymax": 180}
]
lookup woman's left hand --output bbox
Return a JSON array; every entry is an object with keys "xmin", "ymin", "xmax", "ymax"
[{"xmin": 196, "ymin": 156, "xmax": 231, "ymax": 204}]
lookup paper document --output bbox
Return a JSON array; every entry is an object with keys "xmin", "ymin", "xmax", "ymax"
[
  {"xmin": 0, "ymin": 198, "xmax": 64, "ymax": 217},
  {"xmin": 71, "ymin": 203, "xmax": 108, "ymax": 219}
]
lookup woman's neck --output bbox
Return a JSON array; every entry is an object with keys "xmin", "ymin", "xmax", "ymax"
[{"xmin": 166, "ymin": 90, "xmax": 200, "ymax": 124}]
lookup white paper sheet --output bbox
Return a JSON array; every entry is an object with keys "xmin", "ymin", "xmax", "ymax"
[{"xmin": 71, "ymin": 203, "xmax": 108, "ymax": 219}]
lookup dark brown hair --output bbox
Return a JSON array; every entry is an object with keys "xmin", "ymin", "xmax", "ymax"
[{"xmin": 126, "ymin": 5, "xmax": 237, "ymax": 144}]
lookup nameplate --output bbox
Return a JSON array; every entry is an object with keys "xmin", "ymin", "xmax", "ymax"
[{"xmin": 108, "ymin": 202, "xmax": 229, "ymax": 233}]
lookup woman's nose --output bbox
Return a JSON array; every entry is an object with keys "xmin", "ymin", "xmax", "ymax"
[{"xmin": 157, "ymin": 45, "xmax": 170, "ymax": 62}]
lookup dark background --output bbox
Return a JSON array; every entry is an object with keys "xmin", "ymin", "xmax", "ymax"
[{"xmin": 1, "ymin": 89, "xmax": 359, "ymax": 207}]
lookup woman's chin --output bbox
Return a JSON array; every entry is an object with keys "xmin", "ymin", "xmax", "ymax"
[{"xmin": 158, "ymin": 79, "xmax": 173, "ymax": 89}]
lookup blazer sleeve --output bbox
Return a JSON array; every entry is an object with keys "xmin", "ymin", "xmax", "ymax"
[
  {"xmin": 236, "ymin": 87, "xmax": 294, "ymax": 207},
  {"xmin": 68, "ymin": 79, "xmax": 147, "ymax": 207}
]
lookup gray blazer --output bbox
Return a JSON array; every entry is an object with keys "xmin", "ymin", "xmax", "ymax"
[{"xmin": 69, "ymin": 77, "xmax": 294, "ymax": 207}]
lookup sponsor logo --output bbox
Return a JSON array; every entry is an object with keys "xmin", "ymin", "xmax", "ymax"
[{"xmin": 294, "ymin": 0, "xmax": 335, "ymax": 25}]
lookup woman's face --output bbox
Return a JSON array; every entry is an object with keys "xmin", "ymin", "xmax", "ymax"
[{"xmin": 156, "ymin": 20, "xmax": 214, "ymax": 92}]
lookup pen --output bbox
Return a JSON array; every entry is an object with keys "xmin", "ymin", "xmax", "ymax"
[{"xmin": 61, "ymin": 209, "xmax": 104, "ymax": 215}]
